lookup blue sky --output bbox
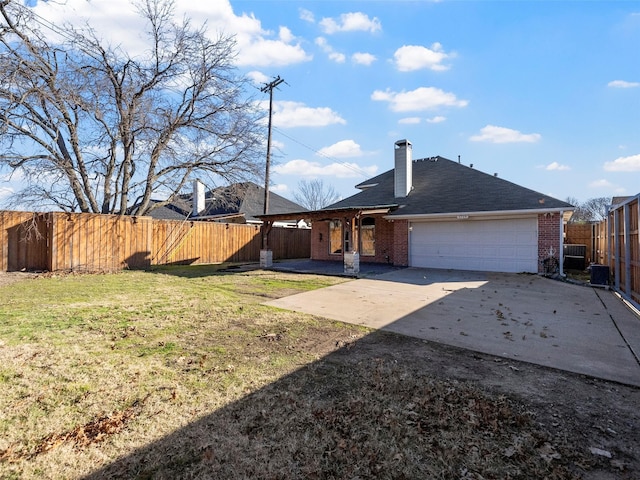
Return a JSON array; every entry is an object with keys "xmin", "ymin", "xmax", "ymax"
[{"xmin": 4, "ymin": 0, "xmax": 640, "ymax": 206}]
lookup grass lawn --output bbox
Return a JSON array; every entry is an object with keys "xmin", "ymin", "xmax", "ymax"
[{"xmin": 0, "ymin": 266, "xmax": 636, "ymax": 479}]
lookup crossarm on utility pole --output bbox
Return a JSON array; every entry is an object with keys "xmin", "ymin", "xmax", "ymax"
[{"xmin": 260, "ymin": 76, "xmax": 285, "ymax": 215}]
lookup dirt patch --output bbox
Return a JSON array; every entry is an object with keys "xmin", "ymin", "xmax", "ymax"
[{"xmin": 0, "ymin": 271, "xmax": 38, "ymax": 287}]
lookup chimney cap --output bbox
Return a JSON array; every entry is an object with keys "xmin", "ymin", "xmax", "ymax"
[{"xmin": 395, "ymin": 139, "xmax": 412, "ymax": 147}]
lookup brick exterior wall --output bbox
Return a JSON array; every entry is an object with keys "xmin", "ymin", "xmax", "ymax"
[
  {"xmin": 537, "ymin": 213, "xmax": 562, "ymax": 273},
  {"xmin": 311, "ymin": 213, "xmax": 556, "ymax": 271},
  {"xmin": 393, "ymin": 219, "xmax": 409, "ymax": 266},
  {"xmin": 309, "ymin": 213, "xmax": 406, "ymax": 265}
]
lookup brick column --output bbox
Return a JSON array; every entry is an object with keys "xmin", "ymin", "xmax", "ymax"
[
  {"xmin": 537, "ymin": 213, "xmax": 561, "ymax": 273},
  {"xmin": 393, "ymin": 219, "xmax": 409, "ymax": 266}
]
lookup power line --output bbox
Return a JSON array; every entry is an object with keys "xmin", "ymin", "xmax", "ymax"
[{"xmin": 272, "ymin": 126, "xmax": 374, "ymax": 178}]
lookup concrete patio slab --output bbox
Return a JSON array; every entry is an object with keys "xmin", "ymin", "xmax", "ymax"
[{"xmin": 264, "ymin": 268, "xmax": 640, "ymax": 386}]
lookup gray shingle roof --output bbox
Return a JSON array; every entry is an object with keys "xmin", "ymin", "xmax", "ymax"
[
  {"xmin": 326, "ymin": 156, "xmax": 573, "ymax": 216},
  {"xmin": 142, "ymin": 182, "xmax": 306, "ymax": 221},
  {"xmin": 204, "ymin": 182, "xmax": 307, "ymax": 221}
]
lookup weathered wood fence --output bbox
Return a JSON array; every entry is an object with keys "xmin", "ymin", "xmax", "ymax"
[
  {"xmin": 0, "ymin": 211, "xmax": 310, "ymax": 272},
  {"xmin": 566, "ymin": 195, "xmax": 640, "ymax": 309},
  {"xmin": 604, "ymin": 196, "xmax": 639, "ymax": 309}
]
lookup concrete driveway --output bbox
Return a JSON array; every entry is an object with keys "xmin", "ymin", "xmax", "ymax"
[{"xmin": 265, "ymin": 268, "xmax": 640, "ymax": 386}]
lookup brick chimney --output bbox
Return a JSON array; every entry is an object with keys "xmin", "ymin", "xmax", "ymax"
[{"xmin": 394, "ymin": 139, "xmax": 412, "ymax": 198}]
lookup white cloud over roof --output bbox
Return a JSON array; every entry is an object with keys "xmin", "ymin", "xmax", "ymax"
[
  {"xmin": 274, "ymin": 159, "xmax": 377, "ymax": 178},
  {"xmin": 589, "ymin": 179, "xmax": 614, "ymax": 188},
  {"xmin": 319, "ymin": 12, "xmax": 382, "ymax": 34},
  {"xmin": 318, "ymin": 140, "xmax": 364, "ymax": 158},
  {"xmin": 393, "ymin": 44, "xmax": 453, "ymax": 72},
  {"xmin": 371, "ymin": 87, "xmax": 468, "ymax": 112},
  {"xmin": 272, "ymin": 101, "xmax": 346, "ymax": 128},
  {"xmin": 470, "ymin": 125, "xmax": 541, "ymax": 144},
  {"xmin": 604, "ymin": 153, "xmax": 640, "ymax": 171},
  {"xmin": 545, "ymin": 162, "xmax": 570, "ymax": 171}
]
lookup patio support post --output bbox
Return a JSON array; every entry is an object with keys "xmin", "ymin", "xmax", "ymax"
[
  {"xmin": 343, "ymin": 214, "xmax": 360, "ymax": 275},
  {"xmin": 260, "ymin": 221, "xmax": 273, "ymax": 268}
]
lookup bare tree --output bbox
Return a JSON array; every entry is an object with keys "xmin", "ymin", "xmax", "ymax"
[
  {"xmin": 566, "ymin": 196, "xmax": 610, "ymax": 223},
  {"xmin": 582, "ymin": 197, "xmax": 611, "ymax": 222},
  {"xmin": 566, "ymin": 196, "xmax": 588, "ymax": 223},
  {"xmin": 0, "ymin": 0, "xmax": 264, "ymax": 215},
  {"xmin": 293, "ymin": 179, "xmax": 340, "ymax": 211}
]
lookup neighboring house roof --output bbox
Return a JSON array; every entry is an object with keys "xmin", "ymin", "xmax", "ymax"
[
  {"xmin": 142, "ymin": 182, "xmax": 307, "ymax": 221},
  {"xmin": 611, "ymin": 196, "xmax": 632, "ymax": 207},
  {"xmin": 325, "ymin": 156, "xmax": 573, "ymax": 216},
  {"xmin": 200, "ymin": 182, "xmax": 307, "ymax": 222}
]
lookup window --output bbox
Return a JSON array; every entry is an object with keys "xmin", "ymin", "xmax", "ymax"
[
  {"xmin": 361, "ymin": 217, "xmax": 375, "ymax": 256},
  {"xmin": 329, "ymin": 220, "xmax": 342, "ymax": 254}
]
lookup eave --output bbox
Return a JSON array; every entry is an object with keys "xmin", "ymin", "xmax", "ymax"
[{"xmin": 388, "ymin": 207, "xmax": 574, "ymax": 222}]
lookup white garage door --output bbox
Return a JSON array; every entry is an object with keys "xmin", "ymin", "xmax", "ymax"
[{"xmin": 409, "ymin": 218, "xmax": 538, "ymax": 273}]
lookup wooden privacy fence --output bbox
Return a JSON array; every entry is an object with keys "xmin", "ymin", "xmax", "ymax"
[
  {"xmin": 564, "ymin": 223, "xmax": 595, "ymax": 262},
  {"xmin": 604, "ymin": 195, "xmax": 640, "ymax": 309},
  {"xmin": 564, "ymin": 196, "xmax": 639, "ymax": 309},
  {"xmin": 0, "ymin": 211, "xmax": 311, "ymax": 272}
]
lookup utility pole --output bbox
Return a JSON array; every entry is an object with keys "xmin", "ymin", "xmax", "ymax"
[{"xmin": 260, "ymin": 76, "xmax": 285, "ymax": 215}]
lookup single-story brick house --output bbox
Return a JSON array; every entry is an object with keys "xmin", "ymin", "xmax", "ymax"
[{"xmin": 260, "ymin": 139, "xmax": 574, "ymax": 274}]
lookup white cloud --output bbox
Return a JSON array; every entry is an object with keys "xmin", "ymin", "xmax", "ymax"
[
  {"xmin": 31, "ymin": 0, "xmax": 312, "ymax": 68},
  {"xmin": 589, "ymin": 179, "xmax": 614, "ymax": 188},
  {"xmin": 299, "ymin": 8, "xmax": 315, "ymax": 23},
  {"xmin": 469, "ymin": 125, "xmax": 541, "ymax": 144},
  {"xmin": 393, "ymin": 44, "xmax": 453, "ymax": 72},
  {"xmin": 371, "ymin": 87, "xmax": 468, "ymax": 112},
  {"xmin": 319, "ymin": 12, "xmax": 382, "ymax": 34},
  {"xmin": 608, "ymin": 80, "xmax": 640, "ymax": 88},
  {"xmin": 545, "ymin": 162, "xmax": 570, "ymax": 171},
  {"xmin": 274, "ymin": 159, "xmax": 378, "ymax": 178},
  {"xmin": 272, "ymin": 101, "xmax": 346, "ymax": 128},
  {"xmin": 315, "ymin": 37, "xmax": 345, "ymax": 63},
  {"xmin": 270, "ymin": 183, "xmax": 289, "ymax": 193},
  {"xmin": 603, "ymin": 153, "xmax": 640, "ymax": 171},
  {"xmin": 318, "ymin": 140, "xmax": 364, "ymax": 158},
  {"xmin": 399, "ymin": 117, "xmax": 422, "ymax": 125},
  {"xmin": 426, "ymin": 116, "xmax": 446, "ymax": 124},
  {"xmin": 329, "ymin": 52, "xmax": 346, "ymax": 63},
  {"xmin": 247, "ymin": 71, "xmax": 270, "ymax": 86},
  {"xmin": 278, "ymin": 26, "xmax": 295, "ymax": 43},
  {"xmin": 352, "ymin": 52, "xmax": 376, "ymax": 66}
]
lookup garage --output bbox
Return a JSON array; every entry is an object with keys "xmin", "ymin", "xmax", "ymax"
[{"xmin": 409, "ymin": 217, "xmax": 538, "ymax": 273}]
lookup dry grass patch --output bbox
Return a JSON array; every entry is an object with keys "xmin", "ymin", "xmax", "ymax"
[{"xmin": 0, "ymin": 266, "xmax": 638, "ymax": 479}]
